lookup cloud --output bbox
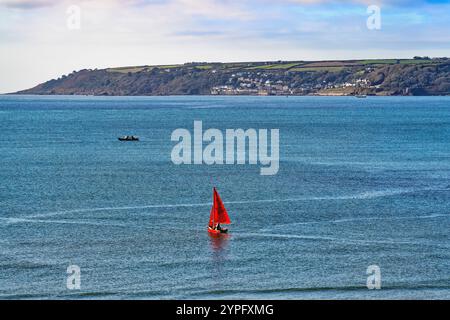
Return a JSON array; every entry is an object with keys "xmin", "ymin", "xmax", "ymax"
[
  {"xmin": 1, "ymin": 0, "xmax": 448, "ymax": 11},
  {"xmin": 286, "ymin": 0, "xmax": 447, "ymax": 3},
  {"xmin": 0, "ymin": 0, "xmax": 449, "ymax": 93},
  {"xmin": 0, "ymin": 0, "xmax": 56, "ymax": 9}
]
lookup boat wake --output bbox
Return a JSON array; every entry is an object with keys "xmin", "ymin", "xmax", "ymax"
[
  {"xmin": 225, "ymin": 187, "xmax": 439, "ymax": 204},
  {"xmin": 235, "ymin": 232, "xmax": 450, "ymax": 248},
  {"xmin": 0, "ymin": 217, "xmax": 128, "ymax": 227},
  {"xmin": 259, "ymin": 213, "xmax": 450, "ymax": 231},
  {"xmin": 3, "ymin": 187, "xmax": 443, "ymax": 223},
  {"xmin": 21, "ymin": 202, "xmax": 213, "ymax": 220}
]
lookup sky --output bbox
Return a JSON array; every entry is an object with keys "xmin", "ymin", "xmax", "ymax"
[{"xmin": 0, "ymin": 0, "xmax": 449, "ymax": 93}]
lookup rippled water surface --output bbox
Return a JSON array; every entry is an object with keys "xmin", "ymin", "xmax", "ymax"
[{"xmin": 0, "ymin": 95, "xmax": 449, "ymax": 299}]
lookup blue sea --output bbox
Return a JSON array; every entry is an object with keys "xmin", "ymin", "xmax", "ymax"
[{"xmin": 0, "ymin": 95, "xmax": 449, "ymax": 299}]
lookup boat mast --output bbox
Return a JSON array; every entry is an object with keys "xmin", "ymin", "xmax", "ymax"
[
  {"xmin": 213, "ymin": 190, "xmax": 216, "ymax": 227},
  {"xmin": 211, "ymin": 188, "xmax": 215, "ymax": 227}
]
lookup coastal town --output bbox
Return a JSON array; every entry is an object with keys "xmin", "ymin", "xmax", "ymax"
[{"xmin": 210, "ymin": 70, "xmax": 373, "ymax": 96}]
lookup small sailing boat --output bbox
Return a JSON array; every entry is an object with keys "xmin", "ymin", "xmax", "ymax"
[{"xmin": 208, "ymin": 187, "xmax": 231, "ymax": 234}]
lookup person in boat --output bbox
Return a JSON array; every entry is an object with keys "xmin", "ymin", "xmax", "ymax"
[{"xmin": 208, "ymin": 223, "xmax": 221, "ymax": 231}]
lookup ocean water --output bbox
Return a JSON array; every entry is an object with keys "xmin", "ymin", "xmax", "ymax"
[{"xmin": 0, "ymin": 95, "xmax": 449, "ymax": 299}]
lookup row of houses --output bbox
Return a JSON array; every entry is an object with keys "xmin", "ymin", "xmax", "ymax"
[{"xmin": 211, "ymin": 76, "xmax": 373, "ymax": 95}]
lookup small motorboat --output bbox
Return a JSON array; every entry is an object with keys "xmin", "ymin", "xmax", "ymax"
[
  {"xmin": 355, "ymin": 95, "xmax": 367, "ymax": 98},
  {"xmin": 208, "ymin": 187, "xmax": 231, "ymax": 234},
  {"xmin": 118, "ymin": 135, "xmax": 139, "ymax": 141}
]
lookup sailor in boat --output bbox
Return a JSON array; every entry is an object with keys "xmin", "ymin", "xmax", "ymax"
[
  {"xmin": 210, "ymin": 222, "xmax": 225, "ymax": 232},
  {"xmin": 209, "ymin": 223, "xmax": 227, "ymax": 233}
]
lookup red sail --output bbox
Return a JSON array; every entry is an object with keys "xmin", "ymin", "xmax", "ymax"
[
  {"xmin": 208, "ymin": 205, "xmax": 217, "ymax": 227},
  {"xmin": 208, "ymin": 188, "xmax": 231, "ymax": 227}
]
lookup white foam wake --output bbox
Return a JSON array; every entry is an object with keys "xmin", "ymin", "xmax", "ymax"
[
  {"xmin": 6, "ymin": 187, "xmax": 436, "ymax": 222},
  {"xmin": 0, "ymin": 217, "xmax": 126, "ymax": 227},
  {"xmin": 237, "ymin": 232, "xmax": 450, "ymax": 248},
  {"xmin": 260, "ymin": 213, "xmax": 450, "ymax": 231},
  {"xmin": 23, "ymin": 202, "xmax": 212, "ymax": 219}
]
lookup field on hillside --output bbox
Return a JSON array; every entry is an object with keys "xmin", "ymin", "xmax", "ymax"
[{"xmin": 105, "ymin": 58, "xmax": 437, "ymax": 74}]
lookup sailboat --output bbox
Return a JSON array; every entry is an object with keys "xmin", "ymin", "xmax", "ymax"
[{"xmin": 208, "ymin": 187, "xmax": 231, "ymax": 234}]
